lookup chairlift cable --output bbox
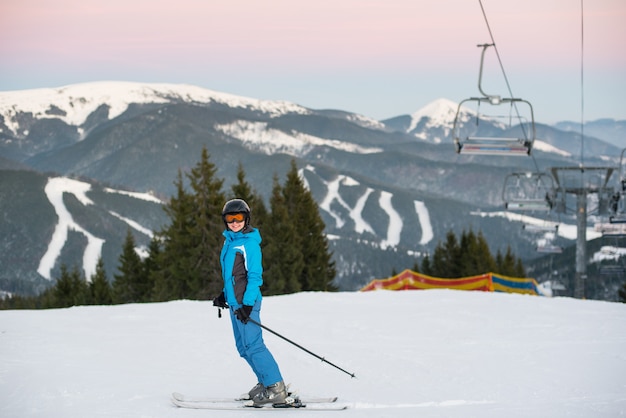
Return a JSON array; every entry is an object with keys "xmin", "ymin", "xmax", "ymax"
[
  {"xmin": 579, "ymin": 0, "xmax": 585, "ymax": 167},
  {"xmin": 477, "ymin": 1, "xmax": 515, "ymax": 105},
  {"xmin": 477, "ymin": 0, "xmax": 543, "ymax": 175}
]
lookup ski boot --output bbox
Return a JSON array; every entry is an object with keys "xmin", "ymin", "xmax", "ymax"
[
  {"xmin": 251, "ymin": 380, "xmax": 289, "ymax": 407},
  {"xmin": 245, "ymin": 382, "xmax": 264, "ymax": 400}
]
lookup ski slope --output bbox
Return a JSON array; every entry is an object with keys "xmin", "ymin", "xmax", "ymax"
[{"xmin": 1, "ymin": 290, "xmax": 625, "ymax": 417}]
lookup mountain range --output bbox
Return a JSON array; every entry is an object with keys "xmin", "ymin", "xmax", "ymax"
[{"xmin": 1, "ymin": 81, "xmax": 625, "ymax": 299}]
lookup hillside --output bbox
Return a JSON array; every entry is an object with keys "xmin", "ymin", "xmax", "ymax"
[
  {"xmin": 1, "ymin": 82, "xmax": 625, "ymax": 298},
  {"xmin": 1, "ymin": 290, "xmax": 625, "ymax": 417}
]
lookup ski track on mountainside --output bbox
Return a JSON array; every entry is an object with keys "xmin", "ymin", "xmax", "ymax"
[
  {"xmin": 109, "ymin": 212, "xmax": 153, "ymax": 238},
  {"xmin": 316, "ymin": 171, "xmax": 433, "ymax": 246},
  {"xmin": 38, "ymin": 177, "xmax": 104, "ymax": 281},
  {"xmin": 415, "ymin": 200, "xmax": 434, "ymax": 245},
  {"xmin": 319, "ymin": 174, "xmax": 434, "ymax": 248},
  {"xmin": 351, "ymin": 188, "xmax": 375, "ymax": 235},
  {"xmin": 379, "ymin": 191, "xmax": 401, "ymax": 248},
  {"xmin": 318, "ymin": 175, "xmax": 349, "ymax": 228},
  {"xmin": 37, "ymin": 171, "xmax": 436, "ymax": 283},
  {"xmin": 38, "ymin": 177, "xmax": 156, "ymax": 281}
]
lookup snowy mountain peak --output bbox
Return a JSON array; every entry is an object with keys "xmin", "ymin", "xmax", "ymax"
[
  {"xmin": 408, "ymin": 98, "xmax": 460, "ymax": 132},
  {"xmin": 0, "ymin": 81, "xmax": 311, "ymax": 135}
]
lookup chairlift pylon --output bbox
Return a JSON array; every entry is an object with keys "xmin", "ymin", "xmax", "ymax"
[{"xmin": 452, "ymin": 44, "xmax": 536, "ymax": 156}]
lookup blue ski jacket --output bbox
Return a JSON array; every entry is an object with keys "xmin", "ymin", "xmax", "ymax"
[{"xmin": 220, "ymin": 226, "xmax": 263, "ymax": 309}]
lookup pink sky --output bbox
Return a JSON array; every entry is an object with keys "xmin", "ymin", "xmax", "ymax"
[{"xmin": 1, "ymin": 0, "xmax": 624, "ymax": 122}]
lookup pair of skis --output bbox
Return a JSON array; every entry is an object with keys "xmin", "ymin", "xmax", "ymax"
[{"xmin": 171, "ymin": 391, "xmax": 347, "ymax": 411}]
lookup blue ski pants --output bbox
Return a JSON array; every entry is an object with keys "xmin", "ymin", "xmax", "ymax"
[{"xmin": 230, "ymin": 300, "xmax": 283, "ymax": 387}]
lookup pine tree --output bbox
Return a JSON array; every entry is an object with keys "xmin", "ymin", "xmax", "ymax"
[
  {"xmin": 230, "ymin": 162, "xmax": 269, "ymax": 233},
  {"xmin": 619, "ymin": 281, "xmax": 626, "ymax": 303},
  {"xmin": 152, "ymin": 148, "xmax": 225, "ymax": 301},
  {"xmin": 142, "ymin": 235, "xmax": 161, "ymax": 301},
  {"xmin": 69, "ymin": 264, "xmax": 88, "ymax": 306},
  {"xmin": 36, "ymin": 287, "xmax": 56, "ymax": 309},
  {"xmin": 514, "ymin": 257, "xmax": 526, "ymax": 277},
  {"xmin": 186, "ymin": 147, "xmax": 226, "ymax": 299},
  {"xmin": 499, "ymin": 246, "xmax": 518, "ymax": 277},
  {"xmin": 495, "ymin": 250, "xmax": 504, "ymax": 273},
  {"xmin": 431, "ymin": 247, "xmax": 445, "ymax": 278},
  {"xmin": 282, "ymin": 159, "xmax": 336, "ymax": 291},
  {"xmin": 152, "ymin": 170, "xmax": 196, "ymax": 301},
  {"xmin": 432, "ymin": 231, "xmax": 461, "ymax": 278},
  {"xmin": 429, "ymin": 229, "xmax": 524, "ymax": 279},
  {"xmin": 112, "ymin": 229, "xmax": 144, "ymax": 304},
  {"xmin": 262, "ymin": 175, "xmax": 303, "ymax": 295},
  {"xmin": 54, "ymin": 264, "xmax": 88, "ymax": 307},
  {"xmin": 421, "ymin": 254, "xmax": 433, "ymax": 276},
  {"xmin": 89, "ymin": 257, "xmax": 112, "ymax": 305},
  {"xmin": 459, "ymin": 229, "xmax": 496, "ymax": 276},
  {"xmin": 458, "ymin": 229, "xmax": 476, "ymax": 276},
  {"xmin": 475, "ymin": 231, "xmax": 497, "ymax": 274}
]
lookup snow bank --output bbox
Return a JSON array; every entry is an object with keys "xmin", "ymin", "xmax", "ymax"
[{"xmin": 1, "ymin": 290, "xmax": 625, "ymax": 417}]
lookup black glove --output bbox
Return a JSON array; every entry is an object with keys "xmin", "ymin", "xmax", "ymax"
[
  {"xmin": 213, "ymin": 292, "xmax": 228, "ymax": 309},
  {"xmin": 235, "ymin": 305, "xmax": 253, "ymax": 324}
]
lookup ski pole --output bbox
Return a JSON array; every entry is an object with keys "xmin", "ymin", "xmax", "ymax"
[{"xmin": 247, "ymin": 317, "xmax": 356, "ymax": 379}]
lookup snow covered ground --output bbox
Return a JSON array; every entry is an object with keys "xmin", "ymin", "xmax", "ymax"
[{"xmin": 1, "ymin": 290, "xmax": 625, "ymax": 418}]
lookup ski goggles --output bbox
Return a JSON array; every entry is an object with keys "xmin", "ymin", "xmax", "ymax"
[{"xmin": 224, "ymin": 213, "xmax": 245, "ymax": 223}]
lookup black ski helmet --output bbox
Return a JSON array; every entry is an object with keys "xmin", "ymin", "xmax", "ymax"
[{"xmin": 222, "ymin": 198, "xmax": 251, "ymax": 226}]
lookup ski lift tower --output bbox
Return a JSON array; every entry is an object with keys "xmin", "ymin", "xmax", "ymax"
[{"xmin": 551, "ymin": 166, "xmax": 615, "ymax": 298}]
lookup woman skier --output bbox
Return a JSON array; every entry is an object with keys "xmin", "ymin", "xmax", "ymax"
[{"xmin": 213, "ymin": 198, "xmax": 288, "ymax": 406}]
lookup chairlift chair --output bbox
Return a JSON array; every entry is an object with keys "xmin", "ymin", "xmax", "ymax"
[
  {"xmin": 523, "ymin": 223, "xmax": 559, "ymax": 233},
  {"xmin": 536, "ymin": 245, "xmax": 563, "ymax": 254},
  {"xmin": 452, "ymin": 44, "xmax": 536, "ymax": 156},
  {"xmin": 609, "ymin": 214, "xmax": 626, "ymax": 224},
  {"xmin": 608, "ymin": 148, "xmax": 626, "ymax": 222},
  {"xmin": 594, "ymin": 223, "xmax": 626, "ymax": 279},
  {"xmin": 599, "ymin": 265, "xmax": 626, "ymax": 276},
  {"xmin": 594, "ymin": 221, "xmax": 626, "ymax": 238},
  {"xmin": 502, "ymin": 172, "xmax": 555, "ymax": 211},
  {"xmin": 530, "ymin": 227, "xmax": 563, "ymax": 253}
]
